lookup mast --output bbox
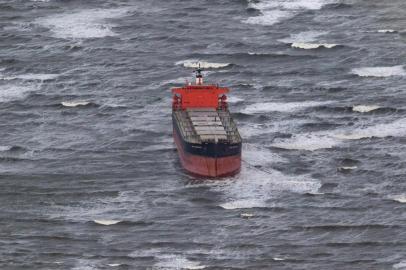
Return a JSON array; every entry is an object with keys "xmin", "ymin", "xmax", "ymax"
[{"xmin": 195, "ymin": 64, "xmax": 203, "ymax": 85}]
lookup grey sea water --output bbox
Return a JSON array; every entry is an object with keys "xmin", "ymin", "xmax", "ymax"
[{"xmin": 1, "ymin": 0, "xmax": 406, "ymax": 269}]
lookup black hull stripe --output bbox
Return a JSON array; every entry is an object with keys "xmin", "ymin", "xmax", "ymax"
[{"xmin": 173, "ymin": 117, "xmax": 242, "ymax": 158}]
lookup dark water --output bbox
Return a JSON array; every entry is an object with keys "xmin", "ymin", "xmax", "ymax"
[{"xmin": 1, "ymin": 0, "xmax": 406, "ymax": 269}]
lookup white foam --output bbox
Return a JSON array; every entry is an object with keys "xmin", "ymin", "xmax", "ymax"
[
  {"xmin": 37, "ymin": 8, "xmax": 130, "ymax": 39},
  {"xmin": 220, "ymin": 199, "xmax": 267, "ymax": 209},
  {"xmin": 291, "ymin": 42, "xmax": 337, "ymax": 49},
  {"xmin": 244, "ymin": 0, "xmax": 335, "ymax": 26},
  {"xmin": 338, "ymin": 166, "xmax": 357, "ymax": 170},
  {"xmin": 274, "ymin": 0, "xmax": 334, "ymax": 10},
  {"xmin": 0, "ymin": 84, "xmax": 36, "ymax": 103},
  {"xmin": 214, "ymin": 164, "xmax": 321, "ymax": 210},
  {"xmin": 107, "ymin": 264, "xmax": 121, "ymax": 267},
  {"xmin": 352, "ymin": 105, "xmax": 381, "ymax": 113},
  {"xmin": 273, "ymin": 257, "xmax": 286, "ymax": 261},
  {"xmin": 244, "ymin": 10, "xmax": 293, "ymax": 26},
  {"xmin": 393, "ymin": 260, "xmax": 406, "ymax": 269},
  {"xmin": 159, "ymin": 77, "xmax": 187, "ymax": 86},
  {"xmin": 242, "ymin": 101, "xmax": 330, "ymax": 114},
  {"xmin": 378, "ymin": 29, "xmax": 396, "ymax": 33},
  {"xmin": 0, "ymin": 146, "xmax": 12, "ymax": 151},
  {"xmin": 93, "ymin": 219, "xmax": 122, "ymax": 225},
  {"xmin": 176, "ymin": 59, "xmax": 230, "ymax": 69},
  {"xmin": 61, "ymin": 101, "xmax": 90, "ymax": 107},
  {"xmin": 154, "ymin": 255, "xmax": 206, "ymax": 270},
  {"xmin": 244, "ymin": 143, "xmax": 286, "ymax": 164},
  {"xmin": 352, "ymin": 66, "xmax": 406, "ymax": 77},
  {"xmin": 335, "ymin": 118, "xmax": 406, "ymax": 140},
  {"xmin": 240, "ymin": 213, "xmax": 254, "ymax": 218},
  {"xmin": 1, "ymin": 73, "xmax": 59, "ymax": 81},
  {"xmin": 389, "ymin": 195, "xmax": 406, "ymax": 203},
  {"xmin": 278, "ymin": 30, "xmax": 326, "ymax": 43},
  {"xmin": 272, "ymin": 133, "xmax": 339, "ymax": 151},
  {"xmin": 227, "ymin": 96, "xmax": 244, "ymax": 103}
]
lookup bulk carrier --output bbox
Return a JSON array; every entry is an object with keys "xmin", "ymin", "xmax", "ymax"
[{"xmin": 172, "ymin": 67, "xmax": 242, "ymax": 177}]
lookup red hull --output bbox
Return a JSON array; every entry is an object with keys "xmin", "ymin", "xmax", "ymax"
[{"xmin": 173, "ymin": 129, "xmax": 241, "ymax": 177}]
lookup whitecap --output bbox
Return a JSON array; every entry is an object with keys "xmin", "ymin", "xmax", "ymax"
[
  {"xmin": 240, "ymin": 213, "xmax": 254, "ymax": 218},
  {"xmin": 244, "ymin": 9, "xmax": 293, "ymax": 26},
  {"xmin": 154, "ymin": 255, "xmax": 206, "ymax": 270},
  {"xmin": 241, "ymin": 101, "xmax": 330, "ymax": 114},
  {"xmin": 291, "ymin": 42, "xmax": 337, "ymax": 49},
  {"xmin": 243, "ymin": 143, "xmax": 286, "ymax": 164},
  {"xmin": 0, "ymin": 84, "xmax": 36, "ymax": 103},
  {"xmin": 227, "ymin": 96, "xmax": 244, "ymax": 103},
  {"xmin": 176, "ymin": 59, "xmax": 230, "ymax": 69},
  {"xmin": 211, "ymin": 165, "xmax": 321, "ymax": 211},
  {"xmin": 272, "ymin": 133, "xmax": 339, "ymax": 151},
  {"xmin": 393, "ymin": 260, "xmax": 406, "ymax": 269},
  {"xmin": 61, "ymin": 101, "xmax": 90, "ymax": 107},
  {"xmin": 273, "ymin": 257, "xmax": 286, "ymax": 261},
  {"xmin": 274, "ymin": 0, "xmax": 335, "ymax": 10},
  {"xmin": 352, "ymin": 65, "xmax": 406, "ymax": 77},
  {"xmin": 389, "ymin": 195, "xmax": 406, "ymax": 203},
  {"xmin": 378, "ymin": 29, "xmax": 397, "ymax": 33},
  {"xmin": 107, "ymin": 264, "xmax": 121, "ymax": 267},
  {"xmin": 37, "ymin": 8, "xmax": 130, "ymax": 39},
  {"xmin": 93, "ymin": 219, "xmax": 122, "ymax": 225},
  {"xmin": 159, "ymin": 77, "xmax": 187, "ymax": 86},
  {"xmin": 0, "ymin": 146, "xmax": 12, "ymax": 151},
  {"xmin": 1, "ymin": 73, "xmax": 59, "ymax": 81},
  {"xmin": 244, "ymin": 0, "xmax": 335, "ymax": 26},
  {"xmin": 220, "ymin": 199, "xmax": 267, "ymax": 210},
  {"xmin": 352, "ymin": 105, "xmax": 381, "ymax": 113},
  {"xmin": 337, "ymin": 166, "xmax": 357, "ymax": 170},
  {"xmin": 278, "ymin": 30, "xmax": 327, "ymax": 43},
  {"xmin": 334, "ymin": 118, "xmax": 406, "ymax": 140}
]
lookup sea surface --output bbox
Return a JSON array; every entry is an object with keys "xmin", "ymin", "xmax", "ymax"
[{"xmin": 1, "ymin": 0, "xmax": 406, "ymax": 269}]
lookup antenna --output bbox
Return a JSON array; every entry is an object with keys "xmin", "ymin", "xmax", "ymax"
[{"xmin": 194, "ymin": 62, "xmax": 203, "ymax": 85}]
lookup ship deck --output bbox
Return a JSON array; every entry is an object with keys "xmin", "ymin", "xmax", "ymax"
[{"xmin": 173, "ymin": 108, "xmax": 241, "ymax": 144}]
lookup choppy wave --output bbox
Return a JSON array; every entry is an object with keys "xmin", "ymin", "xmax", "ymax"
[
  {"xmin": 335, "ymin": 118, "xmax": 406, "ymax": 140},
  {"xmin": 273, "ymin": 257, "xmax": 286, "ymax": 261},
  {"xmin": 352, "ymin": 105, "xmax": 381, "ymax": 113},
  {"xmin": 1, "ymin": 73, "xmax": 59, "ymax": 81},
  {"xmin": 227, "ymin": 96, "xmax": 244, "ymax": 103},
  {"xmin": 274, "ymin": 117, "xmax": 406, "ymax": 151},
  {"xmin": 37, "ymin": 8, "xmax": 131, "ymax": 39},
  {"xmin": 93, "ymin": 219, "xmax": 122, "ymax": 225},
  {"xmin": 154, "ymin": 255, "xmax": 206, "ymax": 270},
  {"xmin": 0, "ymin": 84, "xmax": 37, "ymax": 103},
  {"xmin": 215, "ymin": 162, "xmax": 321, "ymax": 209},
  {"xmin": 278, "ymin": 31, "xmax": 327, "ymax": 43},
  {"xmin": 337, "ymin": 166, "xmax": 357, "ymax": 170},
  {"xmin": 244, "ymin": 9, "xmax": 293, "ymax": 26},
  {"xmin": 272, "ymin": 133, "xmax": 339, "ymax": 151},
  {"xmin": 219, "ymin": 199, "xmax": 268, "ymax": 209},
  {"xmin": 351, "ymin": 65, "xmax": 406, "ymax": 77},
  {"xmin": 389, "ymin": 195, "xmax": 406, "ymax": 203},
  {"xmin": 377, "ymin": 29, "xmax": 397, "ymax": 33},
  {"xmin": 176, "ymin": 59, "xmax": 230, "ymax": 69},
  {"xmin": 0, "ymin": 146, "xmax": 13, "ymax": 151},
  {"xmin": 61, "ymin": 101, "xmax": 91, "ymax": 107},
  {"xmin": 242, "ymin": 101, "xmax": 330, "ymax": 114},
  {"xmin": 291, "ymin": 42, "xmax": 337, "ymax": 49},
  {"xmin": 393, "ymin": 260, "xmax": 406, "ymax": 269},
  {"xmin": 93, "ymin": 219, "xmax": 121, "ymax": 226},
  {"xmin": 244, "ymin": 0, "xmax": 335, "ymax": 26}
]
